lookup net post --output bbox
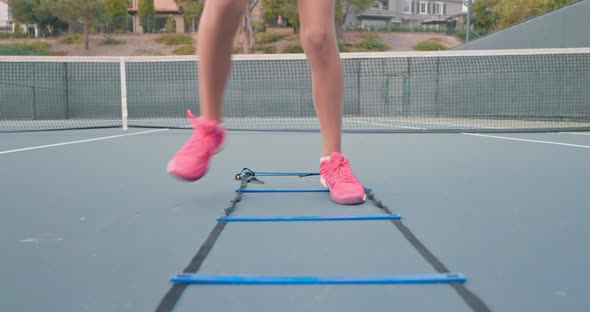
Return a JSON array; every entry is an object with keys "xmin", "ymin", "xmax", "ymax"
[
  {"xmin": 119, "ymin": 57, "xmax": 128, "ymax": 131},
  {"xmin": 63, "ymin": 62, "xmax": 69, "ymax": 119},
  {"xmin": 466, "ymin": 0, "xmax": 472, "ymax": 44},
  {"xmin": 32, "ymin": 62, "xmax": 37, "ymax": 120}
]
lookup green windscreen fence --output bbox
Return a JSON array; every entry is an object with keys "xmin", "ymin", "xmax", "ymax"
[
  {"xmin": 1, "ymin": 48, "xmax": 589, "ymax": 133},
  {"xmin": 0, "ymin": 44, "xmax": 38, "ymax": 56}
]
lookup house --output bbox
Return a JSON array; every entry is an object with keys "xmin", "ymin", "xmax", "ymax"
[
  {"xmin": 128, "ymin": 0, "xmax": 185, "ymax": 33},
  {"xmin": 348, "ymin": 0, "xmax": 464, "ymax": 28},
  {"xmin": 0, "ymin": 0, "xmax": 11, "ymax": 33}
]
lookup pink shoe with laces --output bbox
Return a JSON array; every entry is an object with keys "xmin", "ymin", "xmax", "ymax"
[
  {"xmin": 167, "ymin": 110, "xmax": 225, "ymax": 181},
  {"xmin": 319, "ymin": 152, "xmax": 366, "ymax": 205}
]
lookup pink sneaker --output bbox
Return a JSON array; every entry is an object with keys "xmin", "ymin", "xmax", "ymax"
[
  {"xmin": 167, "ymin": 110, "xmax": 225, "ymax": 181},
  {"xmin": 319, "ymin": 152, "xmax": 366, "ymax": 205}
]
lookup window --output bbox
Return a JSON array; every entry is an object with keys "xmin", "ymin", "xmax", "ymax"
[
  {"xmin": 420, "ymin": 2, "xmax": 427, "ymax": 14},
  {"xmin": 425, "ymin": 2, "xmax": 446, "ymax": 15},
  {"xmin": 404, "ymin": 2, "xmax": 410, "ymax": 13},
  {"xmin": 372, "ymin": 0, "xmax": 388, "ymax": 9}
]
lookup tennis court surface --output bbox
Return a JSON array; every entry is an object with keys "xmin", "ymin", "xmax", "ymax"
[{"xmin": 1, "ymin": 49, "xmax": 589, "ymax": 312}]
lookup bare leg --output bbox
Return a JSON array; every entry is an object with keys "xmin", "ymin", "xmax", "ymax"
[
  {"xmin": 298, "ymin": 0, "xmax": 343, "ymax": 157},
  {"xmin": 197, "ymin": 0, "xmax": 247, "ymax": 121},
  {"xmin": 167, "ymin": 0, "xmax": 247, "ymax": 181}
]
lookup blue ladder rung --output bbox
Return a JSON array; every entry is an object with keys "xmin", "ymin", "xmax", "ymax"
[
  {"xmin": 217, "ymin": 214, "xmax": 401, "ymax": 222},
  {"xmin": 252, "ymin": 171, "xmax": 319, "ymax": 177},
  {"xmin": 236, "ymin": 189, "xmax": 329, "ymax": 193},
  {"xmin": 171, "ymin": 273, "xmax": 467, "ymax": 285}
]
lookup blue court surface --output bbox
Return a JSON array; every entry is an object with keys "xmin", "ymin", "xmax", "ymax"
[{"xmin": 1, "ymin": 128, "xmax": 589, "ymax": 312}]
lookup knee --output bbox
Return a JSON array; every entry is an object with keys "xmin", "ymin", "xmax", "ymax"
[{"xmin": 301, "ymin": 29, "xmax": 333, "ymax": 55}]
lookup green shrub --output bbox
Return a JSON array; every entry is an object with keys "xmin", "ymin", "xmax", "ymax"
[
  {"xmin": 454, "ymin": 29, "xmax": 482, "ymax": 42},
  {"xmin": 346, "ymin": 22, "xmax": 447, "ymax": 33},
  {"xmin": 282, "ymin": 44, "xmax": 304, "ymax": 53},
  {"xmin": 254, "ymin": 44, "xmax": 277, "ymax": 54},
  {"xmin": 414, "ymin": 39, "xmax": 447, "ymax": 51},
  {"xmin": 101, "ymin": 37, "xmax": 126, "ymax": 45},
  {"xmin": 256, "ymin": 32, "xmax": 286, "ymax": 44},
  {"xmin": 355, "ymin": 34, "xmax": 388, "ymax": 51},
  {"xmin": 156, "ymin": 34, "xmax": 193, "ymax": 45},
  {"xmin": 232, "ymin": 44, "xmax": 243, "ymax": 54},
  {"xmin": 0, "ymin": 30, "xmax": 31, "ymax": 39},
  {"xmin": 253, "ymin": 21, "xmax": 266, "ymax": 33},
  {"xmin": 3, "ymin": 42, "xmax": 52, "ymax": 55},
  {"xmin": 173, "ymin": 44, "xmax": 196, "ymax": 55},
  {"xmin": 0, "ymin": 44, "xmax": 35, "ymax": 55},
  {"xmin": 165, "ymin": 15, "xmax": 176, "ymax": 33},
  {"xmin": 59, "ymin": 34, "xmax": 84, "ymax": 44},
  {"xmin": 338, "ymin": 42, "xmax": 351, "ymax": 52}
]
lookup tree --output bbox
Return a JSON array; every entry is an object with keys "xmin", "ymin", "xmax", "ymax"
[
  {"xmin": 471, "ymin": 0, "xmax": 498, "ymax": 35},
  {"xmin": 174, "ymin": 0, "xmax": 204, "ymax": 32},
  {"xmin": 52, "ymin": 0, "xmax": 107, "ymax": 49},
  {"xmin": 494, "ymin": 0, "xmax": 543, "ymax": 29},
  {"xmin": 471, "ymin": 0, "xmax": 577, "ymax": 34},
  {"xmin": 539, "ymin": 0, "xmax": 577, "ymax": 11},
  {"xmin": 8, "ymin": 0, "xmax": 37, "ymax": 25},
  {"xmin": 261, "ymin": 0, "xmax": 299, "ymax": 33},
  {"xmin": 261, "ymin": 0, "xmax": 372, "ymax": 39},
  {"xmin": 8, "ymin": 0, "xmax": 66, "ymax": 36},
  {"xmin": 102, "ymin": 0, "xmax": 130, "ymax": 32},
  {"xmin": 241, "ymin": 0, "xmax": 260, "ymax": 54},
  {"xmin": 138, "ymin": 0, "xmax": 155, "ymax": 33},
  {"xmin": 335, "ymin": 0, "xmax": 374, "ymax": 41},
  {"xmin": 103, "ymin": 0, "xmax": 128, "ymax": 16}
]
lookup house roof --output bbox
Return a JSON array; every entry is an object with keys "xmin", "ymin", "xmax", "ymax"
[
  {"xmin": 128, "ymin": 0, "xmax": 180, "ymax": 13},
  {"xmin": 154, "ymin": 0, "xmax": 179, "ymax": 12}
]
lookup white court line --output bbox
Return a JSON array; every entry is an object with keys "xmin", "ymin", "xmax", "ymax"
[
  {"xmin": 561, "ymin": 132, "xmax": 590, "ymax": 136},
  {"xmin": 463, "ymin": 133, "xmax": 590, "ymax": 149},
  {"xmin": 350, "ymin": 120, "xmax": 426, "ymax": 130},
  {"xmin": 347, "ymin": 120, "xmax": 590, "ymax": 149},
  {"xmin": 0, "ymin": 129, "xmax": 168, "ymax": 155},
  {"xmin": 394, "ymin": 125, "xmax": 427, "ymax": 130},
  {"xmin": 348, "ymin": 119, "xmax": 498, "ymax": 131},
  {"xmin": 383, "ymin": 119, "xmax": 497, "ymax": 130}
]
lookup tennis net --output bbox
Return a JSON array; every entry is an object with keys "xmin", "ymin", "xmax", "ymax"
[{"xmin": 1, "ymin": 48, "xmax": 589, "ymax": 132}]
